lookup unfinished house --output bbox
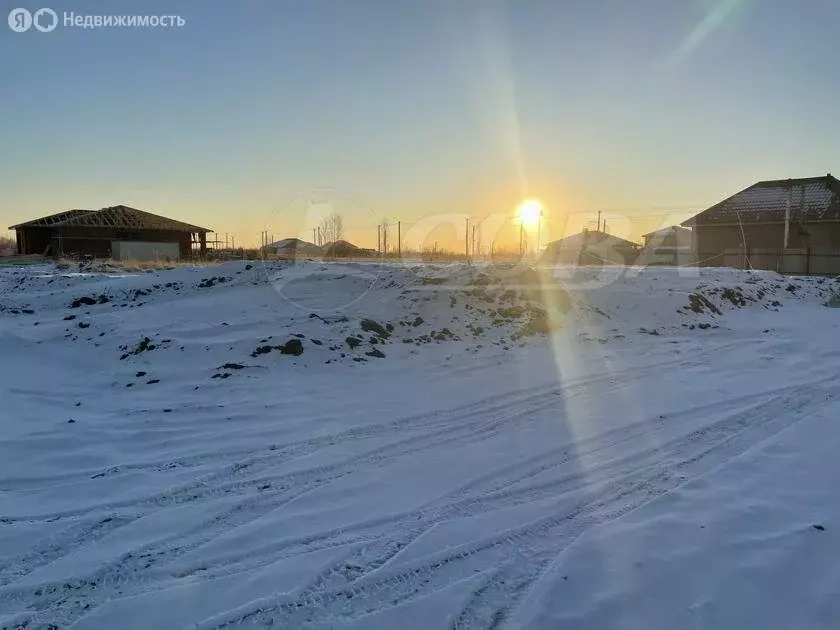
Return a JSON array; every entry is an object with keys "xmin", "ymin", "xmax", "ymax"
[{"xmin": 9, "ymin": 205, "xmax": 210, "ymax": 260}]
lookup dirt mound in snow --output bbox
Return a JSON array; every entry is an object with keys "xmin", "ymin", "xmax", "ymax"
[
  {"xmin": 185, "ymin": 263, "xmax": 577, "ymax": 372},
  {"xmin": 566, "ymin": 267, "xmax": 837, "ymax": 338},
  {"xmin": 4, "ymin": 261, "xmax": 839, "ymax": 380}
]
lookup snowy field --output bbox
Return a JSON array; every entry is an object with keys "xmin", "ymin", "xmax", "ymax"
[{"xmin": 1, "ymin": 260, "xmax": 840, "ymax": 629}]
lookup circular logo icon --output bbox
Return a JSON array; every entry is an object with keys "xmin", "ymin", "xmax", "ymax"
[
  {"xmin": 33, "ymin": 8, "xmax": 57, "ymax": 32},
  {"xmin": 8, "ymin": 8, "xmax": 32, "ymax": 32},
  {"xmin": 260, "ymin": 188, "xmax": 383, "ymax": 313}
]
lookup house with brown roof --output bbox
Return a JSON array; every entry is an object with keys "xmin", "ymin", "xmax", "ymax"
[
  {"xmin": 681, "ymin": 174, "xmax": 840, "ymax": 273},
  {"xmin": 9, "ymin": 205, "xmax": 211, "ymax": 260}
]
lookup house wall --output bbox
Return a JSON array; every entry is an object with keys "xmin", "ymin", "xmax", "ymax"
[
  {"xmin": 542, "ymin": 245, "xmax": 640, "ymax": 266},
  {"xmin": 640, "ymin": 231, "xmax": 697, "ymax": 266},
  {"xmin": 644, "ymin": 234, "xmax": 681, "ymax": 248},
  {"xmin": 695, "ymin": 221, "xmax": 840, "ymax": 272},
  {"xmin": 14, "ymin": 226, "xmax": 196, "ymax": 257},
  {"xmin": 63, "ymin": 228, "xmax": 192, "ymax": 257}
]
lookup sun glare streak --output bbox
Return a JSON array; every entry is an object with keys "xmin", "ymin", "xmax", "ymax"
[
  {"xmin": 668, "ymin": 0, "xmax": 750, "ymax": 67},
  {"xmin": 469, "ymin": 1, "xmax": 529, "ymax": 199}
]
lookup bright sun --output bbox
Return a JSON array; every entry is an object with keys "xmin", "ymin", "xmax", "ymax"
[{"xmin": 516, "ymin": 199, "xmax": 543, "ymax": 228}]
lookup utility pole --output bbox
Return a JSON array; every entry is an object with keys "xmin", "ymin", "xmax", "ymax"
[
  {"xmin": 383, "ymin": 222, "xmax": 388, "ymax": 256},
  {"xmin": 397, "ymin": 221, "xmax": 401, "ymax": 259},
  {"xmin": 784, "ymin": 180, "xmax": 792, "ymax": 250},
  {"xmin": 597, "ymin": 211, "xmax": 601, "ymax": 232},
  {"xmin": 519, "ymin": 222, "xmax": 524, "ymax": 257},
  {"xmin": 377, "ymin": 225, "xmax": 381, "ymax": 254},
  {"xmin": 799, "ymin": 184, "xmax": 805, "ymax": 242},
  {"xmin": 465, "ymin": 217, "xmax": 470, "ymax": 262}
]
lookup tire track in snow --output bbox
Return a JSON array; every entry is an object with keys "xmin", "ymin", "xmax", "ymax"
[
  {"xmin": 207, "ymin": 380, "xmax": 832, "ymax": 629},
  {"xmin": 447, "ymin": 383, "xmax": 834, "ymax": 629},
  {"xmin": 10, "ymin": 383, "xmax": 564, "ymax": 524},
  {"xmin": 0, "ymin": 515, "xmax": 140, "ymax": 588},
  {"xmin": 0, "ymin": 401, "xmax": 542, "ymax": 603},
  {"xmin": 0, "ymin": 376, "xmax": 586, "ymax": 625},
  {"xmin": 198, "ymin": 392, "xmax": 761, "ymax": 588},
  {"xmin": 194, "ymin": 381, "xmax": 818, "ymax": 591},
  {"xmin": 0, "ymin": 350, "xmax": 723, "ymax": 628},
  {"xmin": 0, "ymin": 341, "xmax": 766, "ymax": 628},
  {"xmin": 0, "ymin": 338, "xmax": 738, "ymax": 494},
  {"xmin": 106, "ymin": 355, "xmax": 713, "ymax": 582},
  {"xmin": 1, "ymin": 365, "xmax": 609, "ymax": 519}
]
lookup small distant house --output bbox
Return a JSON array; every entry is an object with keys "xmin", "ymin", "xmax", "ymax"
[
  {"xmin": 681, "ymin": 174, "xmax": 840, "ymax": 273},
  {"xmin": 541, "ymin": 229, "xmax": 641, "ymax": 266},
  {"xmin": 9, "ymin": 205, "xmax": 210, "ymax": 260},
  {"xmin": 638, "ymin": 225, "xmax": 695, "ymax": 266},
  {"xmin": 321, "ymin": 240, "xmax": 375, "ymax": 258},
  {"xmin": 267, "ymin": 238, "xmax": 323, "ymax": 259}
]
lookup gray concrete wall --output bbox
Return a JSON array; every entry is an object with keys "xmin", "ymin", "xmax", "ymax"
[{"xmin": 111, "ymin": 241, "xmax": 180, "ymax": 261}]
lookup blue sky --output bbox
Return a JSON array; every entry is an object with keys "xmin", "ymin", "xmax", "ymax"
[{"xmin": 2, "ymin": 0, "xmax": 839, "ymax": 248}]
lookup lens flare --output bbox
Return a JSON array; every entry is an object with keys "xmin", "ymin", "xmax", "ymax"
[{"xmin": 517, "ymin": 199, "xmax": 543, "ymax": 229}]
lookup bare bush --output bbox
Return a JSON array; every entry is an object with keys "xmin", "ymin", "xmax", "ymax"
[{"xmin": 0, "ymin": 236, "xmax": 15, "ymax": 256}]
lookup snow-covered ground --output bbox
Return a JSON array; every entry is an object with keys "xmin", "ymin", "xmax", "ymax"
[{"xmin": 1, "ymin": 260, "xmax": 839, "ymax": 629}]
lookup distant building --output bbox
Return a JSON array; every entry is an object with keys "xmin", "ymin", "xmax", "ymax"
[
  {"xmin": 682, "ymin": 174, "xmax": 840, "ymax": 273},
  {"xmin": 266, "ymin": 238, "xmax": 323, "ymax": 259},
  {"xmin": 638, "ymin": 225, "xmax": 695, "ymax": 266},
  {"xmin": 321, "ymin": 240, "xmax": 376, "ymax": 258},
  {"xmin": 541, "ymin": 229, "xmax": 641, "ymax": 266},
  {"xmin": 9, "ymin": 205, "xmax": 210, "ymax": 260},
  {"xmin": 262, "ymin": 238, "xmax": 376, "ymax": 260}
]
